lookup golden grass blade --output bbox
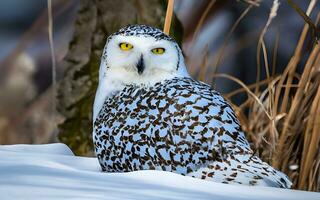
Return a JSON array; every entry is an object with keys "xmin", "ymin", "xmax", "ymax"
[
  {"xmin": 255, "ymin": 1, "xmax": 280, "ymax": 148},
  {"xmin": 272, "ymin": 31, "xmax": 279, "ymax": 76},
  {"xmin": 255, "ymin": 0, "xmax": 279, "ymax": 95},
  {"xmin": 163, "ymin": 0, "xmax": 175, "ymax": 34},
  {"xmin": 226, "ymin": 76, "xmax": 275, "ymax": 98},
  {"xmin": 287, "ymin": 0, "xmax": 319, "ymax": 41},
  {"xmin": 275, "ymin": 43, "xmax": 320, "ymax": 170},
  {"xmin": 212, "ymin": 73, "xmax": 271, "ymax": 119},
  {"xmin": 308, "ymin": 159, "xmax": 320, "ymax": 191},
  {"xmin": 240, "ymin": 0, "xmax": 261, "ymax": 6},
  {"xmin": 299, "ymin": 86, "xmax": 320, "ymax": 189},
  {"xmin": 298, "ymin": 44, "xmax": 320, "ymax": 189}
]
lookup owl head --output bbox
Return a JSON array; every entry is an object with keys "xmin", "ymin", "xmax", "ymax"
[
  {"xmin": 99, "ymin": 24, "xmax": 189, "ymax": 85},
  {"xmin": 93, "ymin": 25, "xmax": 189, "ymax": 120}
]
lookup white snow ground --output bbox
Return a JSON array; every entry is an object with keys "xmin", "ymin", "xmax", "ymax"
[{"xmin": 0, "ymin": 143, "xmax": 319, "ymax": 200}]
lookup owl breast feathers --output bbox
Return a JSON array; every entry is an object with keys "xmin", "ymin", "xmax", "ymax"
[{"xmin": 93, "ymin": 77, "xmax": 291, "ymax": 188}]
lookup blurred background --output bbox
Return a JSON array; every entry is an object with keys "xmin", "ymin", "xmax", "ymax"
[
  {"xmin": 0, "ymin": 0, "xmax": 319, "ymax": 191},
  {"xmin": 0, "ymin": 0, "xmax": 78, "ymax": 144},
  {"xmin": 0, "ymin": 0, "xmax": 314, "ymax": 145}
]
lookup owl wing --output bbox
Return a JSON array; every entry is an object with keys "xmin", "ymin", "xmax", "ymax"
[
  {"xmin": 167, "ymin": 78, "xmax": 252, "ymax": 154},
  {"xmin": 162, "ymin": 78, "xmax": 291, "ymax": 188},
  {"xmin": 148, "ymin": 78, "xmax": 251, "ymax": 173}
]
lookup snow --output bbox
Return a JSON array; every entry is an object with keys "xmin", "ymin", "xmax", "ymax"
[{"xmin": 0, "ymin": 143, "xmax": 319, "ymax": 200}]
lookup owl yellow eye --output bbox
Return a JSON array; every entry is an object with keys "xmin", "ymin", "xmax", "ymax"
[
  {"xmin": 119, "ymin": 43, "xmax": 133, "ymax": 51},
  {"xmin": 151, "ymin": 48, "xmax": 165, "ymax": 55}
]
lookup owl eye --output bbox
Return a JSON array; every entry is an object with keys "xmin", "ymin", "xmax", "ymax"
[
  {"xmin": 119, "ymin": 43, "xmax": 133, "ymax": 51},
  {"xmin": 151, "ymin": 48, "xmax": 165, "ymax": 55}
]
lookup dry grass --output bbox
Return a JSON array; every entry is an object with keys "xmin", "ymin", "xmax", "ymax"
[
  {"xmin": 188, "ymin": 0, "xmax": 320, "ymax": 191},
  {"xmin": 237, "ymin": 39, "xmax": 320, "ymax": 191},
  {"xmin": 163, "ymin": 0, "xmax": 175, "ymax": 34},
  {"xmin": 240, "ymin": 0, "xmax": 261, "ymax": 7}
]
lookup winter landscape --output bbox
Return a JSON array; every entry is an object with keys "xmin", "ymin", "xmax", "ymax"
[{"xmin": 1, "ymin": 0, "xmax": 320, "ymax": 199}]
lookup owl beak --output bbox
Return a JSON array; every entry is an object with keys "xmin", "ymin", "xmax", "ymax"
[{"xmin": 136, "ymin": 55, "xmax": 145, "ymax": 75}]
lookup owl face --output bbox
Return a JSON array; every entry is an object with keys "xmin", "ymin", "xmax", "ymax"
[
  {"xmin": 107, "ymin": 35, "xmax": 181, "ymax": 76},
  {"xmin": 99, "ymin": 25, "xmax": 189, "ymax": 86}
]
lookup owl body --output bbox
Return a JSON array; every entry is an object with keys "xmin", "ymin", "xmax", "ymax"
[
  {"xmin": 93, "ymin": 25, "xmax": 291, "ymax": 188},
  {"xmin": 94, "ymin": 77, "xmax": 249, "ymax": 171}
]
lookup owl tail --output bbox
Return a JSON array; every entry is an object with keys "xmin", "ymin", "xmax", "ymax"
[{"xmin": 187, "ymin": 154, "xmax": 292, "ymax": 188}]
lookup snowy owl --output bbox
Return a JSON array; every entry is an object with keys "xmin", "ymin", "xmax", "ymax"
[{"xmin": 93, "ymin": 24, "xmax": 291, "ymax": 188}]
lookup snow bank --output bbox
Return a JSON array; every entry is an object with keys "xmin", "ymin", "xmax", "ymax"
[{"xmin": 0, "ymin": 143, "xmax": 318, "ymax": 200}]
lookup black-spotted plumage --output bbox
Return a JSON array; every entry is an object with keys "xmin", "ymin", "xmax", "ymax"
[{"xmin": 94, "ymin": 77, "xmax": 291, "ymax": 188}]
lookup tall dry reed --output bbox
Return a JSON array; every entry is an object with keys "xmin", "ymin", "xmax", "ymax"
[{"xmin": 189, "ymin": 0, "xmax": 320, "ymax": 191}]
